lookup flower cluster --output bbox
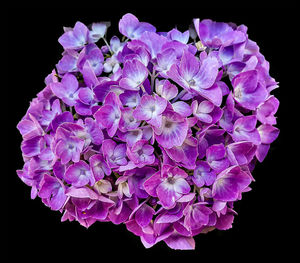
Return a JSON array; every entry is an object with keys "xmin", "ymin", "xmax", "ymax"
[{"xmin": 17, "ymin": 13, "xmax": 279, "ymax": 250}]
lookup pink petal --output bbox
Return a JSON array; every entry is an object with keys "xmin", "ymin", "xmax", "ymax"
[
  {"xmin": 172, "ymin": 101, "xmax": 192, "ymax": 117},
  {"xmin": 174, "ymin": 178, "xmax": 190, "ymax": 194},
  {"xmin": 164, "ymin": 233, "xmax": 195, "ymax": 250},
  {"xmin": 135, "ymin": 204, "xmax": 155, "ymax": 228},
  {"xmin": 156, "ymin": 181, "xmax": 181, "ymax": 208},
  {"xmin": 143, "ymin": 172, "xmax": 162, "ymax": 197}
]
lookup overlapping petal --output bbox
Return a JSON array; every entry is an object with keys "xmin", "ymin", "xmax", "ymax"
[{"xmin": 16, "ymin": 14, "xmax": 279, "ymax": 251}]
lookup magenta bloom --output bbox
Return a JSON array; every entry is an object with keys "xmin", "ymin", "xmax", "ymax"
[
  {"xmin": 133, "ymin": 94, "xmax": 167, "ymax": 128},
  {"xmin": 77, "ymin": 43, "xmax": 104, "ymax": 76},
  {"xmin": 192, "ymin": 161, "xmax": 216, "ymax": 187},
  {"xmin": 193, "ymin": 19, "xmax": 245, "ymax": 48},
  {"xmin": 183, "ymin": 202, "xmax": 213, "ymax": 232},
  {"xmin": 94, "ymin": 92, "xmax": 122, "ymax": 137},
  {"xmin": 101, "ymin": 139, "xmax": 127, "ymax": 169},
  {"xmin": 212, "ymin": 165, "xmax": 252, "ymax": 201},
  {"xmin": 144, "ymin": 165, "xmax": 190, "ymax": 209},
  {"xmin": 64, "ymin": 186, "xmax": 115, "ymax": 227},
  {"xmin": 226, "ymin": 141, "xmax": 257, "ymax": 166},
  {"xmin": 165, "ymin": 135, "xmax": 198, "ymax": 169},
  {"xmin": 231, "ymin": 115, "xmax": 261, "ymax": 145},
  {"xmin": 58, "ymin": 21, "xmax": 89, "ymax": 50},
  {"xmin": 232, "ymin": 70, "xmax": 268, "ymax": 110},
  {"xmin": 206, "ymin": 143, "xmax": 230, "ymax": 172},
  {"xmin": 54, "ymin": 127, "xmax": 84, "ymax": 164},
  {"xmin": 17, "ymin": 14, "xmax": 279, "ymax": 251},
  {"xmin": 64, "ymin": 160, "xmax": 95, "ymax": 187},
  {"xmin": 154, "ymin": 48, "xmax": 178, "ymax": 78},
  {"xmin": 155, "ymin": 80, "xmax": 178, "ymax": 101},
  {"xmin": 38, "ymin": 174, "xmax": 67, "ymax": 211},
  {"xmin": 154, "ymin": 110, "xmax": 189, "ymax": 149},
  {"xmin": 119, "ymin": 59, "xmax": 148, "ymax": 90},
  {"xmin": 168, "ymin": 50, "xmax": 222, "ymax": 106},
  {"xmin": 89, "ymin": 154, "xmax": 111, "ymax": 181},
  {"xmin": 127, "ymin": 139, "xmax": 155, "ymax": 168},
  {"xmin": 192, "ymin": 99, "xmax": 223, "ymax": 124},
  {"xmin": 119, "ymin": 13, "xmax": 156, "ymax": 39},
  {"xmin": 256, "ymin": 95, "xmax": 279, "ymax": 125},
  {"xmin": 50, "ymin": 73, "xmax": 79, "ymax": 106},
  {"xmin": 256, "ymin": 124, "xmax": 279, "ymax": 162}
]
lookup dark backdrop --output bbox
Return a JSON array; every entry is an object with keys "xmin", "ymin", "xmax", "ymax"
[{"xmin": 6, "ymin": 6, "xmax": 297, "ymax": 261}]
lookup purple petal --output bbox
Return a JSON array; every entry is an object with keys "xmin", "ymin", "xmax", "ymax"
[
  {"xmin": 21, "ymin": 136, "xmax": 44, "ymax": 157},
  {"xmin": 165, "ymin": 136, "xmax": 198, "ymax": 169},
  {"xmin": 89, "ymin": 154, "xmax": 111, "ymax": 180},
  {"xmin": 61, "ymin": 73, "xmax": 79, "ymax": 94},
  {"xmin": 119, "ymin": 90, "xmax": 141, "ymax": 108},
  {"xmin": 256, "ymin": 95, "xmax": 279, "ymax": 125},
  {"xmin": 133, "ymin": 94, "xmax": 167, "ymax": 125},
  {"xmin": 172, "ymin": 101, "xmax": 192, "ymax": 117},
  {"xmin": 58, "ymin": 21, "xmax": 89, "ymax": 50},
  {"xmin": 215, "ymin": 213, "xmax": 235, "ymax": 230},
  {"xmin": 226, "ymin": 141, "xmax": 256, "ymax": 166},
  {"xmin": 93, "ymin": 81, "xmax": 118, "ymax": 102},
  {"xmin": 64, "ymin": 160, "xmax": 94, "ymax": 187},
  {"xmin": 193, "ymin": 55, "xmax": 219, "ymax": 90},
  {"xmin": 179, "ymin": 50, "xmax": 199, "ymax": 81},
  {"xmin": 135, "ymin": 204, "xmax": 155, "ymax": 228},
  {"xmin": 155, "ymin": 48, "xmax": 177, "ymax": 77},
  {"xmin": 119, "ymin": 107, "xmax": 140, "ymax": 132},
  {"xmin": 167, "ymin": 29, "xmax": 189, "ymax": 44},
  {"xmin": 120, "ymin": 59, "xmax": 148, "ymax": 90},
  {"xmin": 119, "ymin": 13, "xmax": 155, "ymax": 39},
  {"xmin": 101, "ymin": 139, "xmax": 116, "ymax": 158},
  {"xmin": 17, "ymin": 118, "xmax": 43, "ymax": 140},
  {"xmin": 94, "ymin": 104, "xmax": 120, "ymax": 135},
  {"xmin": 232, "ymin": 70, "xmax": 268, "ymax": 110},
  {"xmin": 257, "ymin": 124, "xmax": 279, "ymax": 144},
  {"xmin": 56, "ymin": 53, "xmax": 78, "ymax": 74},
  {"xmin": 197, "ymin": 84, "xmax": 223, "ymax": 107},
  {"xmin": 174, "ymin": 178, "xmax": 190, "ymax": 194},
  {"xmin": 89, "ymin": 22, "xmax": 110, "ymax": 42},
  {"xmin": 256, "ymin": 143, "xmax": 270, "ymax": 162},
  {"xmin": 156, "ymin": 181, "xmax": 181, "ymax": 208},
  {"xmin": 232, "ymin": 116, "xmax": 261, "ymax": 145},
  {"xmin": 81, "ymin": 60, "xmax": 99, "ymax": 88},
  {"xmin": 155, "ymin": 111, "xmax": 189, "ymax": 149},
  {"xmin": 51, "ymin": 111, "xmax": 74, "ymax": 132},
  {"xmin": 78, "ymin": 88, "xmax": 94, "ymax": 105},
  {"xmin": 212, "ymin": 166, "xmax": 252, "ymax": 201},
  {"xmin": 207, "ymin": 143, "xmax": 226, "ymax": 161},
  {"xmin": 155, "ymin": 80, "xmax": 178, "ymax": 101},
  {"xmin": 143, "ymin": 172, "xmax": 162, "ymax": 197},
  {"xmin": 164, "ymin": 233, "xmax": 195, "ymax": 250},
  {"xmin": 138, "ymin": 31, "xmax": 168, "ymax": 59},
  {"xmin": 192, "ymin": 161, "xmax": 216, "ymax": 187},
  {"xmin": 65, "ymin": 186, "xmax": 99, "ymax": 199},
  {"xmin": 39, "ymin": 174, "xmax": 66, "ymax": 211}
]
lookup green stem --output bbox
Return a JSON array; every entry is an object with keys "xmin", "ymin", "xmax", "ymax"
[
  {"xmin": 103, "ymin": 37, "xmax": 113, "ymax": 55},
  {"xmin": 192, "ymin": 125, "xmax": 201, "ymax": 132},
  {"xmin": 150, "ymin": 70, "xmax": 156, "ymax": 93},
  {"xmin": 140, "ymin": 84, "xmax": 146, "ymax": 94}
]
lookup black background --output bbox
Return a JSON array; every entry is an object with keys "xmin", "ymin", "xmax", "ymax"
[{"xmin": 6, "ymin": 6, "xmax": 297, "ymax": 261}]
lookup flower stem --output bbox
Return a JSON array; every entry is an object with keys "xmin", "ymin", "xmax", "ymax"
[
  {"xmin": 141, "ymin": 84, "xmax": 146, "ymax": 94},
  {"xmin": 154, "ymin": 150, "xmax": 162, "ymax": 165},
  {"xmin": 171, "ymin": 90, "xmax": 187, "ymax": 103},
  {"xmin": 103, "ymin": 37, "xmax": 113, "ymax": 55},
  {"xmin": 150, "ymin": 70, "xmax": 156, "ymax": 93},
  {"xmin": 140, "ymin": 121, "xmax": 147, "ymax": 127}
]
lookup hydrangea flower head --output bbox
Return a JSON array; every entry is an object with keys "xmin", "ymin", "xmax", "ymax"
[{"xmin": 17, "ymin": 13, "xmax": 279, "ymax": 250}]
